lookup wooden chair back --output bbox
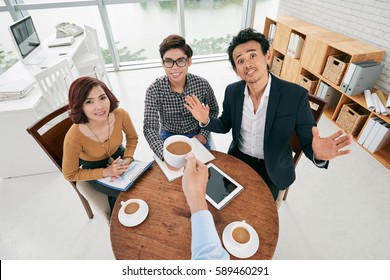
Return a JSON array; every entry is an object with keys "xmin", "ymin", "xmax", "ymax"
[{"xmin": 26, "ymin": 104, "xmax": 93, "ymax": 218}]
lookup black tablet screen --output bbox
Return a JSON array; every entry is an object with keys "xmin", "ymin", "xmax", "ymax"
[{"xmin": 206, "ymin": 166, "xmax": 238, "ymax": 204}]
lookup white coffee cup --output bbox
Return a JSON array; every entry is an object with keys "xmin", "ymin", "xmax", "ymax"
[{"xmin": 163, "ymin": 135, "xmax": 194, "ymax": 169}]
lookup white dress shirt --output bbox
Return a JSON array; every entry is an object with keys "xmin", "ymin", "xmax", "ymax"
[
  {"xmin": 191, "ymin": 210, "xmax": 229, "ymax": 260},
  {"xmin": 238, "ymin": 75, "xmax": 272, "ymax": 159}
]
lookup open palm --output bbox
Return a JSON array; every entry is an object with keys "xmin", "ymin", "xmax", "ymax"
[
  {"xmin": 312, "ymin": 126, "xmax": 352, "ymax": 160},
  {"xmin": 184, "ymin": 95, "xmax": 210, "ymax": 125}
]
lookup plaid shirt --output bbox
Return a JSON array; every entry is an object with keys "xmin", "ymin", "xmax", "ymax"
[{"xmin": 143, "ymin": 73, "xmax": 219, "ymax": 159}]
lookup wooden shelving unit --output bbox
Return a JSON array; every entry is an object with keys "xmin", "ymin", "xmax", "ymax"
[{"xmin": 264, "ymin": 16, "xmax": 389, "ymax": 169}]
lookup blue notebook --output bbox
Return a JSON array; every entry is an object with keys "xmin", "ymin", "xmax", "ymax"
[{"xmin": 96, "ymin": 160, "xmax": 153, "ymax": 191}]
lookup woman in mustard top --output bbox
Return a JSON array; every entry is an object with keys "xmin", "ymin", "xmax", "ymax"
[{"xmin": 63, "ymin": 76, "xmax": 138, "ymax": 212}]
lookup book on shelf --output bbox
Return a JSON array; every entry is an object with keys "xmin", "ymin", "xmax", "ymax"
[
  {"xmin": 317, "ymin": 81, "xmax": 325, "ymax": 98},
  {"xmin": 96, "ymin": 160, "xmax": 153, "ymax": 191},
  {"xmin": 317, "ymin": 81, "xmax": 340, "ymax": 108},
  {"xmin": 287, "ymin": 33, "xmax": 295, "ymax": 57},
  {"xmin": 358, "ymin": 117, "xmax": 379, "ymax": 145},
  {"xmin": 367, "ymin": 122, "xmax": 390, "ymax": 153},
  {"xmin": 341, "ymin": 60, "xmax": 375, "ymax": 92},
  {"xmin": 153, "ymin": 138, "xmax": 215, "ymax": 182},
  {"xmin": 267, "ymin": 23, "xmax": 276, "ymax": 44},
  {"xmin": 287, "ymin": 33, "xmax": 304, "ymax": 59},
  {"xmin": 363, "ymin": 118, "xmax": 386, "ymax": 149},
  {"xmin": 346, "ymin": 62, "xmax": 384, "ymax": 96}
]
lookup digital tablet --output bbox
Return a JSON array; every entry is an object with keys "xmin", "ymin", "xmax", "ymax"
[{"xmin": 205, "ymin": 163, "xmax": 244, "ymax": 210}]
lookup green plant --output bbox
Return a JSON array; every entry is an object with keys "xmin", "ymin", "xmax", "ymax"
[
  {"xmin": 190, "ymin": 34, "xmax": 233, "ymax": 56},
  {"xmin": 101, "ymin": 42, "xmax": 147, "ymax": 64},
  {"xmin": 0, "ymin": 49, "xmax": 18, "ymax": 72}
]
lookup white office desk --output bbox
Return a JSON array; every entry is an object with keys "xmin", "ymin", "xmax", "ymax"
[{"xmin": 0, "ymin": 34, "xmax": 87, "ymax": 178}]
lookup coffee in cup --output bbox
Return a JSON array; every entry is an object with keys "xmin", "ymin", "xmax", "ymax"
[
  {"xmin": 120, "ymin": 200, "xmax": 142, "ymax": 220},
  {"xmin": 124, "ymin": 202, "xmax": 140, "ymax": 215},
  {"xmin": 163, "ymin": 135, "xmax": 194, "ymax": 169},
  {"xmin": 232, "ymin": 226, "xmax": 251, "ymax": 244},
  {"xmin": 166, "ymin": 141, "xmax": 192, "ymax": 155}
]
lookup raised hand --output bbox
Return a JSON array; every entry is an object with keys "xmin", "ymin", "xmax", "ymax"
[
  {"xmin": 312, "ymin": 126, "xmax": 353, "ymax": 161},
  {"xmin": 184, "ymin": 95, "xmax": 210, "ymax": 125}
]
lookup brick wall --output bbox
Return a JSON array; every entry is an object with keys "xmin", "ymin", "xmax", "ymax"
[{"xmin": 276, "ymin": 0, "xmax": 390, "ymax": 94}]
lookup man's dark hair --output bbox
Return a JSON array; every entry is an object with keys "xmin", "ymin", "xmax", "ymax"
[
  {"xmin": 227, "ymin": 28, "xmax": 270, "ymax": 69},
  {"xmin": 159, "ymin": 34, "xmax": 193, "ymax": 59}
]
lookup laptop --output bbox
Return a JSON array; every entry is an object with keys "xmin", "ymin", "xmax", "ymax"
[{"xmin": 9, "ymin": 15, "xmax": 46, "ymax": 65}]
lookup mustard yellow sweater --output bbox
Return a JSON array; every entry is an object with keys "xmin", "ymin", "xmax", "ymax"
[{"xmin": 62, "ymin": 108, "xmax": 138, "ymax": 181}]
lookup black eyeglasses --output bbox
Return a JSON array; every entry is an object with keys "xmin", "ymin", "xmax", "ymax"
[{"xmin": 163, "ymin": 57, "xmax": 188, "ymax": 68}]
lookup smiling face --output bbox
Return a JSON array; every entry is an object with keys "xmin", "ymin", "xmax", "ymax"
[
  {"xmin": 232, "ymin": 40, "xmax": 271, "ymax": 85},
  {"xmin": 162, "ymin": 48, "xmax": 192, "ymax": 85},
  {"xmin": 82, "ymin": 85, "xmax": 111, "ymax": 123}
]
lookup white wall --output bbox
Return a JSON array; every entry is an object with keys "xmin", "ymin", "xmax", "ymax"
[{"xmin": 276, "ymin": 0, "xmax": 390, "ymax": 94}]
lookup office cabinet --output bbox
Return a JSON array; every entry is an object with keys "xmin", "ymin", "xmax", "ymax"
[{"xmin": 264, "ymin": 16, "xmax": 389, "ymax": 169}]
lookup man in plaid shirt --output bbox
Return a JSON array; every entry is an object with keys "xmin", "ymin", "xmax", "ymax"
[{"xmin": 143, "ymin": 35, "xmax": 219, "ymax": 164}]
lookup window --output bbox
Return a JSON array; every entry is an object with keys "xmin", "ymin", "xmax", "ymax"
[
  {"xmin": 0, "ymin": 0, "xmax": 279, "ymax": 70},
  {"xmin": 106, "ymin": 1, "xmax": 179, "ymax": 64},
  {"xmin": 0, "ymin": 12, "xmax": 19, "ymax": 72},
  {"xmin": 185, "ymin": 0, "xmax": 243, "ymax": 57}
]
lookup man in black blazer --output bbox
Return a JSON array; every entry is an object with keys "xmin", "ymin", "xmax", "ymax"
[{"xmin": 185, "ymin": 28, "xmax": 352, "ymax": 200}]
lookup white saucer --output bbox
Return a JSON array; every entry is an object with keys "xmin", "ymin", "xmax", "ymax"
[
  {"xmin": 222, "ymin": 221, "xmax": 260, "ymax": 258},
  {"xmin": 118, "ymin": 199, "xmax": 149, "ymax": 227}
]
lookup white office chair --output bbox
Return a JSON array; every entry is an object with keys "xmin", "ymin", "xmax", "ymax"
[
  {"xmin": 34, "ymin": 58, "xmax": 74, "ymax": 112},
  {"xmin": 77, "ymin": 181, "xmax": 111, "ymax": 224},
  {"xmin": 73, "ymin": 25, "xmax": 112, "ymax": 89}
]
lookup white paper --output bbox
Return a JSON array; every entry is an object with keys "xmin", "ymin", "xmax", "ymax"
[
  {"xmin": 364, "ymin": 90, "xmax": 375, "ymax": 111},
  {"xmin": 371, "ymin": 93, "xmax": 381, "ymax": 114},
  {"xmin": 387, "ymin": 92, "xmax": 390, "ymax": 110},
  {"xmin": 372, "ymin": 93, "xmax": 388, "ymax": 116}
]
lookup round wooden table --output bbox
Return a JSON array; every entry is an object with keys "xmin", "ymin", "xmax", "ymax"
[{"xmin": 110, "ymin": 151, "xmax": 279, "ymax": 259}]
